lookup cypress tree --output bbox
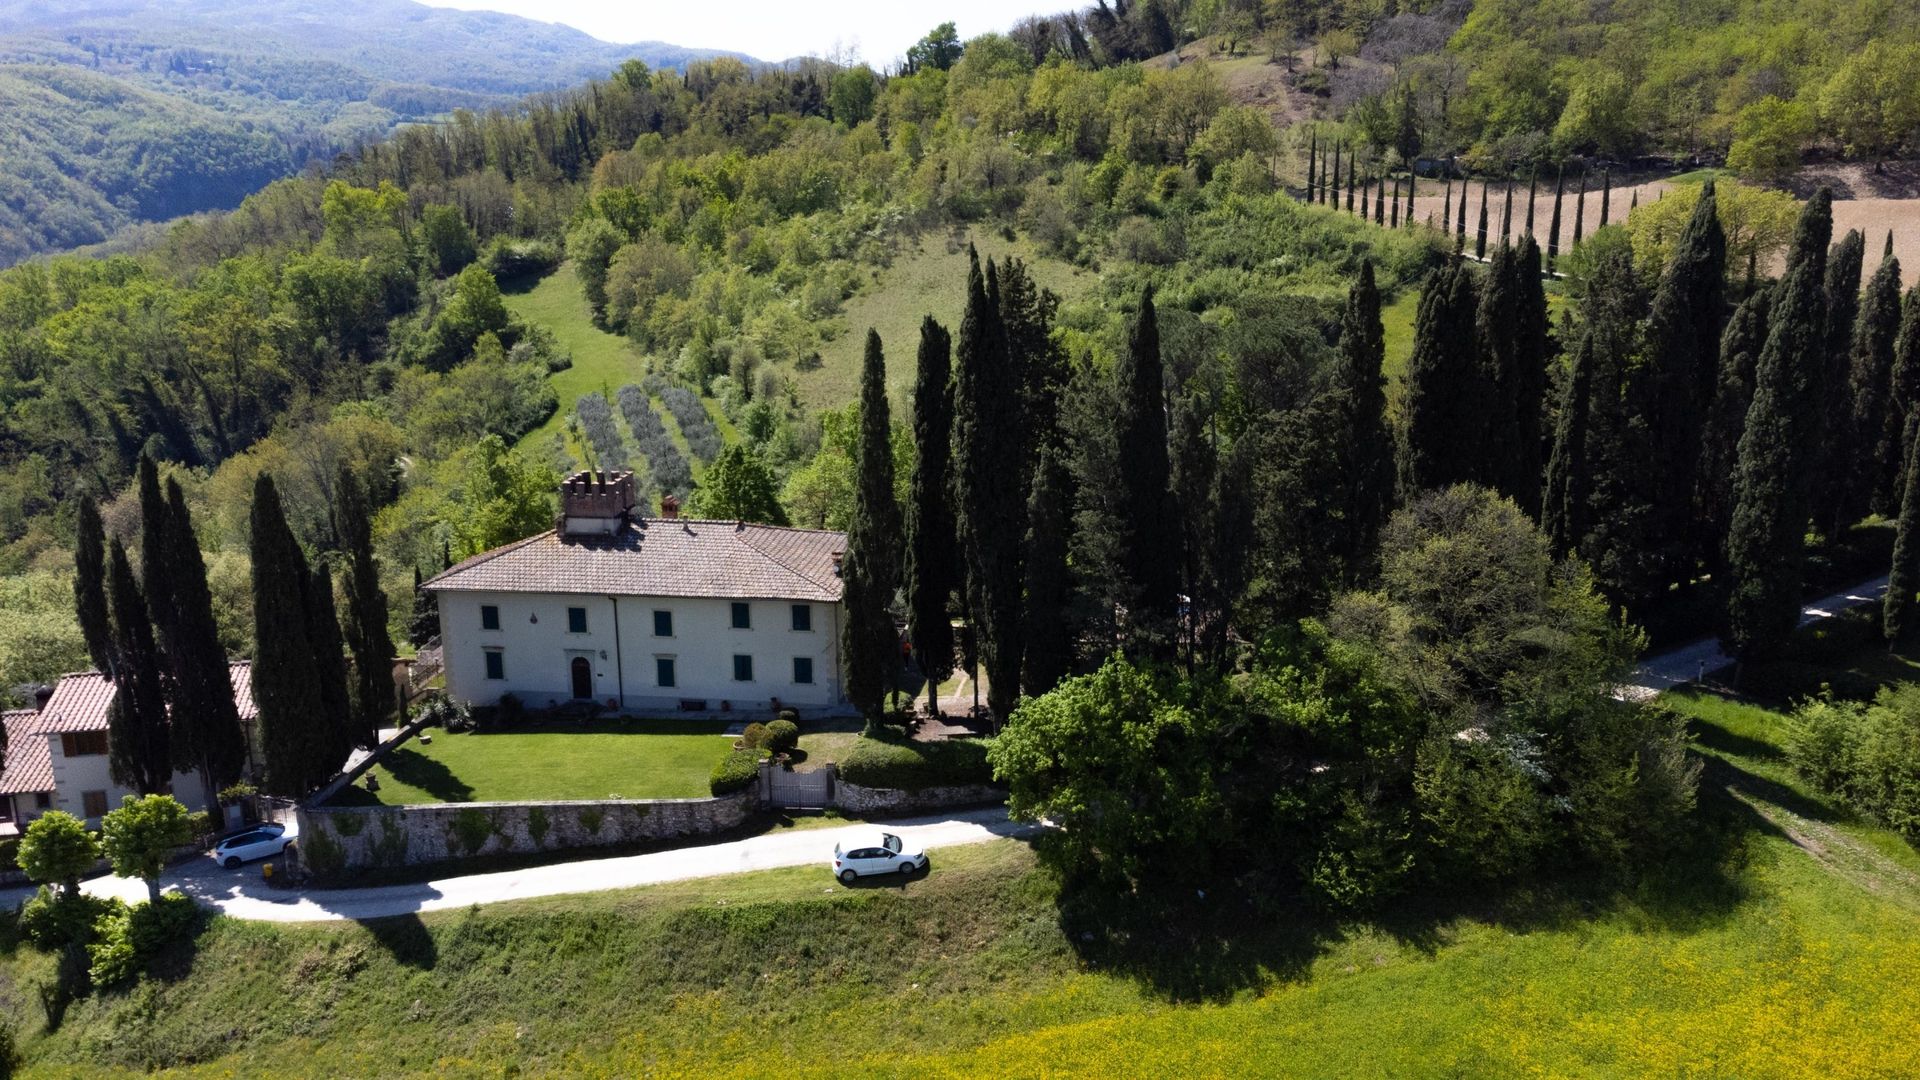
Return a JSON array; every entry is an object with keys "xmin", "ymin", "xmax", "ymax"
[
  {"xmin": 1113, "ymin": 287, "xmax": 1180, "ymax": 656},
  {"xmin": 1500, "ymin": 179, "xmax": 1514, "ymax": 245},
  {"xmin": 952, "ymin": 249, "xmax": 1026, "ymax": 720},
  {"xmin": 1698, "ymin": 289, "xmax": 1772, "ymax": 579},
  {"xmin": 1815, "ymin": 229, "xmax": 1867, "ymax": 535},
  {"xmin": 251, "ymin": 475, "xmax": 336, "ymax": 795},
  {"xmin": 1474, "ymin": 181, "xmax": 1490, "ymax": 258},
  {"xmin": 1892, "ymin": 285, "xmax": 1920, "ymax": 476},
  {"xmin": 1887, "ymin": 412, "xmax": 1920, "ymax": 642},
  {"xmin": 105, "ymin": 538, "xmax": 170, "ymax": 795},
  {"xmin": 1020, "ymin": 441, "xmax": 1076, "ymax": 696},
  {"xmin": 407, "ymin": 566, "xmax": 439, "ymax": 648},
  {"xmin": 305, "ymin": 560, "xmax": 353, "ymax": 769},
  {"xmin": 336, "ymin": 467, "xmax": 394, "ymax": 749},
  {"xmin": 1725, "ymin": 190, "xmax": 1835, "ymax": 664},
  {"xmin": 1636, "ymin": 179, "xmax": 1728, "ymax": 579},
  {"xmin": 1442, "ymin": 177, "xmax": 1453, "ymax": 236},
  {"xmin": 1403, "ymin": 170, "xmax": 1416, "ymax": 226},
  {"xmin": 1329, "ymin": 261, "xmax": 1397, "ymax": 575},
  {"xmin": 1547, "ymin": 166, "xmax": 1565, "ymax": 267},
  {"xmin": 1545, "ymin": 331, "xmax": 1596, "ymax": 557},
  {"xmin": 1572, "ymin": 169, "xmax": 1588, "ymax": 247},
  {"xmin": 1599, "ymin": 170, "xmax": 1612, "ymax": 229},
  {"xmin": 1331, "ymin": 142, "xmax": 1341, "ymax": 207},
  {"xmin": 1850, "ymin": 240, "xmax": 1904, "ymax": 517},
  {"xmin": 1345, "ymin": 152, "xmax": 1357, "ymax": 212},
  {"xmin": 1456, "ymin": 175, "xmax": 1470, "ymax": 239},
  {"xmin": 1478, "ymin": 240, "xmax": 1551, "ymax": 515},
  {"xmin": 1390, "ymin": 175, "xmax": 1401, "ymax": 228},
  {"xmin": 161, "ymin": 478, "xmax": 246, "ymax": 796},
  {"xmin": 1579, "ymin": 285, "xmax": 1662, "ymax": 607},
  {"xmin": 842, "ymin": 330, "xmax": 903, "ymax": 723},
  {"xmin": 1401, "ymin": 261, "xmax": 1486, "ymax": 494},
  {"xmin": 1360, "ymin": 173, "xmax": 1372, "ymax": 219},
  {"xmin": 904, "ymin": 316, "xmax": 956, "ymax": 715},
  {"xmin": 1526, "ymin": 167, "xmax": 1538, "ymax": 235},
  {"xmin": 998, "ymin": 257, "xmax": 1066, "ymax": 485},
  {"xmin": 1306, "ymin": 130, "xmax": 1317, "ymax": 200},
  {"xmin": 1374, "ymin": 172, "xmax": 1386, "ymax": 225},
  {"xmin": 135, "ymin": 457, "xmax": 178, "ymax": 664},
  {"xmin": 73, "ymin": 494, "xmax": 114, "ymax": 673}
]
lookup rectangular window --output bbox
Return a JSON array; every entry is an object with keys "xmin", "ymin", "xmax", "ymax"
[
  {"xmin": 793, "ymin": 657, "xmax": 814, "ymax": 684},
  {"xmin": 653, "ymin": 610, "xmax": 673, "ymax": 637},
  {"xmin": 60, "ymin": 732, "xmax": 108, "ymax": 757},
  {"xmin": 791, "ymin": 604, "xmax": 812, "ymax": 632},
  {"xmin": 733, "ymin": 654, "xmax": 754, "ymax": 682},
  {"xmin": 568, "ymin": 606, "xmax": 589, "ymax": 633},
  {"xmin": 481, "ymin": 604, "xmax": 500, "ymax": 630},
  {"xmin": 656, "ymin": 657, "xmax": 677, "ymax": 687},
  {"xmin": 33, "ymin": 793, "xmax": 50, "ymax": 810},
  {"xmin": 483, "ymin": 650, "xmax": 505, "ymax": 680},
  {"xmin": 82, "ymin": 790, "xmax": 108, "ymax": 818},
  {"xmin": 731, "ymin": 601, "xmax": 751, "ymax": 629}
]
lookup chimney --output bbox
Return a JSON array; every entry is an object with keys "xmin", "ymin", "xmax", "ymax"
[
  {"xmin": 660, "ymin": 494, "xmax": 680, "ymax": 520},
  {"xmin": 830, "ymin": 549, "xmax": 844, "ymax": 577},
  {"xmin": 559, "ymin": 470, "xmax": 636, "ymax": 538}
]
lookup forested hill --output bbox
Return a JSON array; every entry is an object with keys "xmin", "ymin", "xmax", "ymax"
[{"xmin": 0, "ymin": 0, "xmax": 755, "ymax": 266}]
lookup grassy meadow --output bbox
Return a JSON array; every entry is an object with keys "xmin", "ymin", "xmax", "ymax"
[{"xmin": 502, "ymin": 263, "xmax": 652, "ymax": 452}]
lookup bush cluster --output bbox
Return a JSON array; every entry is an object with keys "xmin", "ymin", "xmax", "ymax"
[
  {"xmin": 1789, "ymin": 686, "xmax": 1920, "ymax": 839},
  {"xmin": 659, "ymin": 386, "xmax": 722, "ymax": 463},
  {"xmin": 764, "ymin": 718, "xmax": 800, "ymax": 755},
  {"xmin": 616, "ymin": 384, "xmax": 693, "ymax": 498},
  {"xmin": 839, "ymin": 732, "xmax": 994, "ymax": 791},
  {"xmin": 574, "ymin": 393, "xmax": 629, "ymax": 469},
  {"xmin": 87, "ymin": 893, "xmax": 198, "ymax": 987},
  {"xmin": 710, "ymin": 747, "xmax": 767, "ymax": 796}
]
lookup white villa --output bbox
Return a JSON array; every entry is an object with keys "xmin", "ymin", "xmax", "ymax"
[{"xmin": 426, "ymin": 471, "xmax": 850, "ymax": 715}]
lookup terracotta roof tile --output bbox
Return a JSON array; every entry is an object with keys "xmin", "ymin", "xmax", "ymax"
[
  {"xmin": 0, "ymin": 711, "xmax": 50, "ymax": 795},
  {"xmin": 424, "ymin": 519, "xmax": 846, "ymax": 602},
  {"xmin": 37, "ymin": 671, "xmax": 115, "ymax": 733}
]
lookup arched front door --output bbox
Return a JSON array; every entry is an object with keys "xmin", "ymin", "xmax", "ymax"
[{"xmin": 570, "ymin": 656, "xmax": 593, "ymax": 699}]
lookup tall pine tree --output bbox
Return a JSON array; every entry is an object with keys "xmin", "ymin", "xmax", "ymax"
[
  {"xmin": 1474, "ymin": 181, "xmax": 1490, "ymax": 258},
  {"xmin": 1893, "ymin": 284, "xmax": 1920, "ymax": 484},
  {"xmin": 1545, "ymin": 330, "xmax": 1596, "ymax": 558},
  {"xmin": 841, "ymin": 330, "xmax": 903, "ymax": 723},
  {"xmin": 1850, "ymin": 239, "xmax": 1904, "ymax": 517},
  {"xmin": 1725, "ymin": 190, "xmax": 1834, "ymax": 663},
  {"xmin": 1571, "ymin": 169, "xmax": 1588, "ymax": 247},
  {"xmin": 952, "ymin": 250, "xmax": 1026, "ymax": 719},
  {"xmin": 904, "ymin": 316, "xmax": 957, "ymax": 714},
  {"xmin": 336, "ymin": 467, "xmax": 395, "ymax": 749},
  {"xmin": 1477, "ymin": 241, "xmax": 1551, "ymax": 515},
  {"xmin": 1546, "ymin": 165, "xmax": 1565, "ymax": 268},
  {"xmin": 136, "ymin": 457, "xmax": 179, "ymax": 667},
  {"xmin": 1021, "ymin": 441, "xmax": 1077, "ymax": 695},
  {"xmin": 251, "ymin": 474, "xmax": 348, "ymax": 796},
  {"xmin": 305, "ymin": 561, "xmax": 353, "ymax": 772},
  {"xmin": 1815, "ymin": 229, "xmax": 1867, "ymax": 535},
  {"xmin": 105, "ymin": 538, "xmax": 171, "ymax": 795},
  {"xmin": 73, "ymin": 495, "xmax": 113, "ymax": 673}
]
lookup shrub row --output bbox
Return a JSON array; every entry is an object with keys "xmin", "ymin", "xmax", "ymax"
[
  {"xmin": 1789, "ymin": 685, "xmax": 1920, "ymax": 839},
  {"xmin": 616, "ymin": 383, "xmax": 693, "ymax": 498},
  {"xmin": 659, "ymin": 386, "xmax": 722, "ymax": 463},
  {"xmin": 574, "ymin": 393, "xmax": 629, "ymax": 469},
  {"xmin": 838, "ymin": 733, "xmax": 995, "ymax": 791}
]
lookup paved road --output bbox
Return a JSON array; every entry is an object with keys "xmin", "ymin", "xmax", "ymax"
[
  {"xmin": 1622, "ymin": 574, "xmax": 1889, "ymax": 699},
  {"xmin": 56, "ymin": 807, "xmax": 1033, "ymax": 923}
]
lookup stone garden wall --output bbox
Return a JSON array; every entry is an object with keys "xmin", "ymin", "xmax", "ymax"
[
  {"xmin": 293, "ymin": 791, "xmax": 754, "ymax": 875},
  {"xmin": 831, "ymin": 780, "xmax": 1006, "ymax": 816}
]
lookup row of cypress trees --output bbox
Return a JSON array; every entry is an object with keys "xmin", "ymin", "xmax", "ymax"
[{"xmin": 71, "ymin": 457, "xmax": 248, "ymax": 802}]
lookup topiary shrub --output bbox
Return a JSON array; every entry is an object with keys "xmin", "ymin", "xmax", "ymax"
[
  {"xmin": 739, "ymin": 722, "xmax": 769, "ymax": 749},
  {"xmin": 764, "ymin": 719, "xmax": 800, "ymax": 755},
  {"xmin": 778, "ymin": 708, "xmax": 799, "ymax": 725},
  {"xmin": 710, "ymin": 747, "xmax": 766, "ymax": 795},
  {"xmin": 838, "ymin": 732, "xmax": 995, "ymax": 791}
]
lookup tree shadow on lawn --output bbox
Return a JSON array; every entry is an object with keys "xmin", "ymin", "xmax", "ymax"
[
  {"xmin": 381, "ymin": 747, "xmax": 476, "ymax": 804},
  {"xmin": 357, "ymin": 912, "xmax": 438, "ymax": 970}
]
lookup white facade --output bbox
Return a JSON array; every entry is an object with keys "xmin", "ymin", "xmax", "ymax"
[
  {"xmin": 438, "ymin": 590, "xmax": 845, "ymax": 715},
  {"xmin": 39, "ymin": 737, "xmax": 212, "ymax": 825}
]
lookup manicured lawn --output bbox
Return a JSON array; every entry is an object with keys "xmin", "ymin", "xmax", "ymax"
[{"xmin": 336, "ymin": 718, "xmax": 736, "ymax": 804}]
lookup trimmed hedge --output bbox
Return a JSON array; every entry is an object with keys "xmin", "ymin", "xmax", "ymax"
[
  {"xmin": 838, "ymin": 733, "xmax": 995, "ymax": 791},
  {"xmin": 764, "ymin": 719, "xmax": 799, "ymax": 755},
  {"xmin": 710, "ymin": 747, "xmax": 767, "ymax": 796}
]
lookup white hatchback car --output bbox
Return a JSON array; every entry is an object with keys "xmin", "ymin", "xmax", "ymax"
[
  {"xmin": 211, "ymin": 822, "xmax": 294, "ymax": 868},
  {"xmin": 831, "ymin": 831, "xmax": 928, "ymax": 884}
]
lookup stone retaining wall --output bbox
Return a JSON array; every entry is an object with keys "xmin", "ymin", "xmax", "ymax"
[
  {"xmin": 832, "ymin": 780, "xmax": 1005, "ymax": 816},
  {"xmin": 293, "ymin": 791, "xmax": 754, "ymax": 874}
]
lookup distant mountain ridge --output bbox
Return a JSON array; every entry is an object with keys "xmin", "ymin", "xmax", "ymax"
[{"xmin": 0, "ymin": 0, "xmax": 758, "ymax": 266}]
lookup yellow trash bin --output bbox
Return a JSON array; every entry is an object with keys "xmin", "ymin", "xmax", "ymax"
[{"xmin": 262, "ymin": 862, "xmax": 274, "ymax": 881}]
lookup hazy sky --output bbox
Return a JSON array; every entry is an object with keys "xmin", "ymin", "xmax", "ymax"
[{"xmin": 426, "ymin": 1, "xmax": 1043, "ymax": 67}]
